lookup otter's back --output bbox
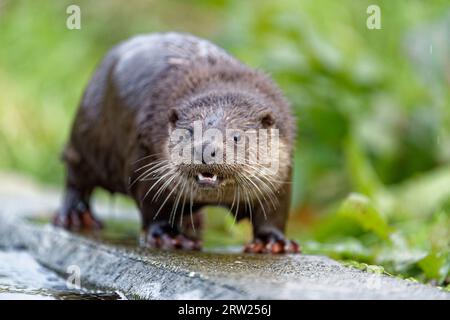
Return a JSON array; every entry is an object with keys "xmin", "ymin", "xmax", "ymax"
[{"xmin": 110, "ymin": 33, "xmax": 237, "ymax": 107}]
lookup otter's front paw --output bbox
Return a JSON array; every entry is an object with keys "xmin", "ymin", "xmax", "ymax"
[
  {"xmin": 244, "ymin": 238, "xmax": 300, "ymax": 254},
  {"xmin": 53, "ymin": 205, "xmax": 103, "ymax": 231},
  {"xmin": 141, "ymin": 222, "xmax": 202, "ymax": 251},
  {"xmin": 244, "ymin": 230, "xmax": 300, "ymax": 254}
]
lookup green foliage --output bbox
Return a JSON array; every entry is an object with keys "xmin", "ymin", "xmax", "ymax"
[
  {"xmin": 337, "ymin": 193, "xmax": 391, "ymax": 240},
  {"xmin": 0, "ymin": 0, "xmax": 449, "ymax": 286}
]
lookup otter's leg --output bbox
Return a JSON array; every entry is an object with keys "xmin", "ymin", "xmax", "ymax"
[
  {"xmin": 244, "ymin": 184, "xmax": 300, "ymax": 254},
  {"xmin": 53, "ymin": 185, "xmax": 103, "ymax": 230},
  {"xmin": 139, "ymin": 201, "xmax": 202, "ymax": 251},
  {"xmin": 54, "ymin": 158, "xmax": 103, "ymax": 230}
]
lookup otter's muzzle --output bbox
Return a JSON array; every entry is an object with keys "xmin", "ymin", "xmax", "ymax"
[{"xmin": 195, "ymin": 172, "xmax": 219, "ymax": 188}]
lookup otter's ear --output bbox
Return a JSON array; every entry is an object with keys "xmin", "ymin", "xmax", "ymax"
[
  {"xmin": 168, "ymin": 109, "xmax": 179, "ymax": 126},
  {"xmin": 260, "ymin": 112, "xmax": 275, "ymax": 128}
]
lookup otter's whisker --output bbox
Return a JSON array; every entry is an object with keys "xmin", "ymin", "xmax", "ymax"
[
  {"xmin": 241, "ymin": 165, "xmax": 279, "ymax": 207},
  {"xmin": 238, "ymin": 183, "xmax": 252, "ymax": 226},
  {"xmin": 131, "ymin": 152, "xmax": 165, "ymax": 165},
  {"xmin": 243, "ymin": 162, "xmax": 279, "ymax": 190},
  {"xmin": 141, "ymin": 167, "xmax": 175, "ymax": 201},
  {"xmin": 189, "ymin": 186, "xmax": 196, "ymax": 234},
  {"xmin": 134, "ymin": 158, "xmax": 168, "ymax": 173},
  {"xmin": 241, "ymin": 168, "xmax": 279, "ymax": 211},
  {"xmin": 230, "ymin": 186, "xmax": 239, "ymax": 229},
  {"xmin": 153, "ymin": 178, "xmax": 182, "ymax": 221},
  {"xmin": 238, "ymin": 176, "xmax": 257, "ymax": 222},
  {"xmin": 170, "ymin": 179, "xmax": 186, "ymax": 227},
  {"xmin": 140, "ymin": 165, "xmax": 172, "ymax": 184},
  {"xmin": 178, "ymin": 180, "xmax": 188, "ymax": 229},
  {"xmin": 242, "ymin": 174, "xmax": 268, "ymax": 220},
  {"xmin": 130, "ymin": 160, "xmax": 169, "ymax": 188},
  {"xmin": 230, "ymin": 185, "xmax": 237, "ymax": 213},
  {"xmin": 152, "ymin": 171, "xmax": 178, "ymax": 202}
]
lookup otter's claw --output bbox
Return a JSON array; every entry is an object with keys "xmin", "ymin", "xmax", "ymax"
[
  {"xmin": 53, "ymin": 209, "xmax": 103, "ymax": 231},
  {"xmin": 141, "ymin": 223, "xmax": 202, "ymax": 251},
  {"xmin": 144, "ymin": 233, "xmax": 202, "ymax": 251},
  {"xmin": 244, "ymin": 238, "xmax": 300, "ymax": 254}
]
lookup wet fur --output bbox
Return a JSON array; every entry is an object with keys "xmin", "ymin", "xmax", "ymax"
[{"xmin": 59, "ymin": 32, "xmax": 297, "ymax": 252}]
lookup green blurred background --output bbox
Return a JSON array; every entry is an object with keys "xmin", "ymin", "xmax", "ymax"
[{"xmin": 0, "ymin": 0, "xmax": 449, "ymax": 287}]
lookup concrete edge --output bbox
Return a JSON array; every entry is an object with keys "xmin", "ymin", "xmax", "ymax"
[
  {"xmin": 1, "ymin": 213, "xmax": 449, "ymax": 300},
  {"xmin": 0, "ymin": 215, "xmax": 248, "ymax": 299}
]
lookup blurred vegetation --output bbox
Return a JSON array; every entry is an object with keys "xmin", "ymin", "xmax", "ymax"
[{"xmin": 0, "ymin": 0, "xmax": 449, "ymax": 288}]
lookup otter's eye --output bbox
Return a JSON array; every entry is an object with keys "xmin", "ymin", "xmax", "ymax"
[
  {"xmin": 233, "ymin": 133, "xmax": 241, "ymax": 143},
  {"xmin": 261, "ymin": 113, "xmax": 275, "ymax": 128},
  {"xmin": 168, "ymin": 109, "xmax": 179, "ymax": 125}
]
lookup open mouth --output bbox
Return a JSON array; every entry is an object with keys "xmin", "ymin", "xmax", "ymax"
[{"xmin": 195, "ymin": 172, "xmax": 220, "ymax": 188}]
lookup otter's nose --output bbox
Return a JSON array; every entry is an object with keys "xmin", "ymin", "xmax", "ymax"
[
  {"xmin": 202, "ymin": 146, "xmax": 218, "ymax": 165},
  {"xmin": 193, "ymin": 141, "xmax": 222, "ymax": 165}
]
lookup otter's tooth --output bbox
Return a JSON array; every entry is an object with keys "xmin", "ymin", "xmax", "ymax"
[{"xmin": 211, "ymin": 175, "xmax": 217, "ymax": 181}]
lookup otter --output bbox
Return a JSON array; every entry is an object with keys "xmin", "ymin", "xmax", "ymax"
[{"xmin": 54, "ymin": 32, "xmax": 299, "ymax": 254}]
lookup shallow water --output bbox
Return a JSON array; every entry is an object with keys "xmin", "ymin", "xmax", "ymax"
[{"xmin": 0, "ymin": 251, "xmax": 123, "ymax": 300}]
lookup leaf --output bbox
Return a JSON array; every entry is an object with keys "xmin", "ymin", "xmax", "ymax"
[
  {"xmin": 417, "ymin": 251, "xmax": 448, "ymax": 282},
  {"xmin": 337, "ymin": 193, "xmax": 392, "ymax": 240},
  {"xmin": 345, "ymin": 135, "xmax": 384, "ymax": 197}
]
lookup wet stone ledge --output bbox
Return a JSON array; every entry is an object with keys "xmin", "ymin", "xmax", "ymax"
[
  {"xmin": 1, "ymin": 214, "xmax": 449, "ymax": 300},
  {"xmin": 0, "ymin": 176, "xmax": 449, "ymax": 300}
]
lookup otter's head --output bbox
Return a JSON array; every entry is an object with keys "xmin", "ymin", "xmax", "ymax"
[{"xmin": 160, "ymin": 92, "xmax": 291, "ymax": 203}]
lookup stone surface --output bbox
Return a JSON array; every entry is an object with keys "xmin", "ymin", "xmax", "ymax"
[{"xmin": 0, "ymin": 173, "xmax": 449, "ymax": 300}]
